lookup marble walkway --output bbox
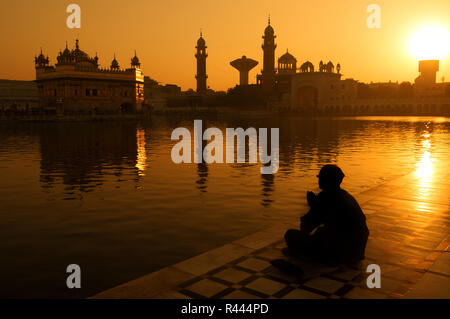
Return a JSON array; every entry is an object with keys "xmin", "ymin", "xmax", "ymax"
[{"xmin": 92, "ymin": 169, "xmax": 450, "ymax": 299}]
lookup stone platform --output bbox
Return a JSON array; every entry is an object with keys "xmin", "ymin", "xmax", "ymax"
[{"xmin": 92, "ymin": 170, "xmax": 450, "ymax": 299}]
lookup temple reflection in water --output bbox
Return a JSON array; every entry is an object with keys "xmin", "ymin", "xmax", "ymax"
[
  {"xmin": 38, "ymin": 122, "xmax": 141, "ymax": 194},
  {"xmin": 29, "ymin": 116, "xmax": 449, "ymax": 207}
]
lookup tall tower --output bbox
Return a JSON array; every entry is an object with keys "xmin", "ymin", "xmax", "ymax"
[
  {"xmin": 261, "ymin": 17, "xmax": 276, "ymax": 93},
  {"xmin": 195, "ymin": 32, "xmax": 208, "ymax": 94}
]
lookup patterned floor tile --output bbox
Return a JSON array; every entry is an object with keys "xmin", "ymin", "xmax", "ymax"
[
  {"xmin": 264, "ymin": 267, "xmax": 303, "ymax": 284},
  {"xmin": 408, "ymin": 237, "xmax": 441, "ymax": 249},
  {"xmin": 245, "ymin": 277, "xmax": 287, "ymax": 296},
  {"xmin": 185, "ymin": 279, "xmax": 229, "ymax": 298},
  {"xmin": 428, "ymin": 252, "xmax": 450, "ymax": 276},
  {"xmin": 303, "ymin": 277, "xmax": 345, "ymax": 294},
  {"xmin": 237, "ymin": 257, "xmax": 272, "ymax": 272},
  {"xmin": 256, "ymin": 248, "xmax": 285, "ymax": 260},
  {"xmin": 404, "ymin": 272, "xmax": 450, "ymax": 298},
  {"xmin": 281, "ymin": 288, "xmax": 326, "ymax": 299},
  {"xmin": 343, "ymin": 287, "xmax": 387, "ymax": 299},
  {"xmin": 328, "ymin": 267, "xmax": 362, "ymax": 281},
  {"xmin": 213, "ymin": 267, "xmax": 253, "ymax": 284},
  {"xmin": 222, "ymin": 289, "xmax": 262, "ymax": 299}
]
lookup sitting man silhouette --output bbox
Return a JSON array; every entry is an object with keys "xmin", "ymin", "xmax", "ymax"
[{"xmin": 283, "ymin": 164, "xmax": 369, "ymax": 267}]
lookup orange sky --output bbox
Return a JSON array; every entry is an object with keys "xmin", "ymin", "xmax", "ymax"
[{"xmin": 0, "ymin": 0, "xmax": 449, "ymax": 91}]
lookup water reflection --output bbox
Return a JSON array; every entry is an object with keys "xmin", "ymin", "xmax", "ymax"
[
  {"xmin": 196, "ymin": 133, "xmax": 209, "ymax": 193},
  {"xmin": 415, "ymin": 127, "xmax": 434, "ymax": 205},
  {"xmin": 0, "ymin": 116, "xmax": 449, "ymax": 298},
  {"xmin": 0, "ymin": 116, "xmax": 444, "ymax": 206},
  {"xmin": 38, "ymin": 122, "xmax": 140, "ymax": 197},
  {"xmin": 136, "ymin": 128, "xmax": 147, "ymax": 176},
  {"xmin": 261, "ymin": 173, "xmax": 274, "ymax": 207},
  {"xmin": 196, "ymin": 163, "xmax": 208, "ymax": 193}
]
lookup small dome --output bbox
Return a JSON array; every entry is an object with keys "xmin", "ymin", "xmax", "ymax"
[
  {"xmin": 197, "ymin": 36, "xmax": 205, "ymax": 47},
  {"xmin": 37, "ymin": 51, "xmax": 45, "ymax": 60},
  {"xmin": 264, "ymin": 24, "xmax": 274, "ymax": 35},
  {"xmin": 35, "ymin": 49, "xmax": 49, "ymax": 66},
  {"xmin": 72, "ymin": 39, "xmax": 89, "ymax": 59},
  {"xmin": 131, "ymin": 51, "xmax": 140, "ymax": 67},
  {"xmin": 278, "ymin": 50, "xmax": 296, "ymax": 63},
  {"xmin": 63, "ymin": 43, "xmax": 71, "ymax": 56},
  {"xmin": 111, "ymin": 55, "xmax": 119, "ymax": 70},
  {"xmin": 300, "ymin": 61, "xmax": 314, "ymax": 72}
]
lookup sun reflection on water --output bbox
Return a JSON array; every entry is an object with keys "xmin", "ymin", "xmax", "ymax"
[
  {"xmin": 415, "ymin": 130, "xmax": 433, "ymax": 202},
  {"xmin": 136, "ymin": 128, "xmax": 147, "ymax": 176}
]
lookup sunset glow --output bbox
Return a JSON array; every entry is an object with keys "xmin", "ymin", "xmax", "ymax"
[
  {"xmin": 1, "ymin": 0, "xmax": 450, "ymax": 90},
  {"xmin": 409, "ymin": 25, "xmax": 450, "ymax": 60},
  {"xmin": 0, "ymin": 0, "xmax": 450, "ymax": 303}
]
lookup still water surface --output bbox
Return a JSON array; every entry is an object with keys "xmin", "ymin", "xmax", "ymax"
[{"xmin": 0, "ymin": 115, "xmax": 449, "ymax": 298}]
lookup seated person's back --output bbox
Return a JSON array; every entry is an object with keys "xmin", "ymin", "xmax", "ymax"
[
  {"xmin": 285, "ymin": 164, "xmax": 369, "ymax": 265},
  {"xmin": 302, "ymin": 187, "xmax": 369, "ymax": 264}
]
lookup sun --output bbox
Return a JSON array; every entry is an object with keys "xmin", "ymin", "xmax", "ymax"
[{"xmin": 409, "ymin": 25, "xmax": 450, "ymax": 60}]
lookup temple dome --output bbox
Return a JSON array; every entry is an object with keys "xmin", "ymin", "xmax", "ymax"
[
  {"xmin": 34, "ymin": 49, "xmax": 49, "ymax": 67},
  {"xmin": 56, "ymin": 39, "xmax": 98, "ymax": 68},
  {"xmin": 111, "ymin": 54, "xmax": 120, "ymax": 70},
  {"xmin": 62, "ymin": 43, "xmax": 71, "ymax": 56},
  {"xmin": 278, "ymin": 50, "xmax": 296, "ymax": 63},
  {"xmin": 131, "ymin": 51, "xmax": 141, "ymax": 68},
  {"xmin": 72, "ymin": 39, "xmax": 89, "ymax": 59}
]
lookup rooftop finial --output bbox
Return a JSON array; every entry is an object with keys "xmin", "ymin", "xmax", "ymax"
[
  {"xmin": 200, "ymin": 28, "xmax": 203, "ymax": 37},
  {"xmin": 268, "ymin": 14, "xmax": 271, "ymax": 25},
  {"xmin": 75, "ymin": 38, "xmax": 79, "ymax": 49}
]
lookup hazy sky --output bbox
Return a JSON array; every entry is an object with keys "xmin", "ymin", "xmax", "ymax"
[{"xmin": 0, "ymin": 0, "xmax": 449, "ymax": 90}]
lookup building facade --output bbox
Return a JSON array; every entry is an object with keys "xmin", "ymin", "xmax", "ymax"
[
  {"xmin": 0, "ymin": 80, "xmax": 38, "ymax": 114},
  {"xmin": 35, "ymin": 40, "xmax": 144, "ymax": 115},
  {"xmin": 258, "ymin": 20, "xmax": 449, "ymax": 115}
]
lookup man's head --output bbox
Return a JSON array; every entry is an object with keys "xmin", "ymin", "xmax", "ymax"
[{"xmin": 318, "ymin": 164, "xmax": 345, "ymax": 190}]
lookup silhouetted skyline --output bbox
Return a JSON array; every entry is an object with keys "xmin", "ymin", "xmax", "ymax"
[{"xmin": 0, "ymin": 0, "xmax": 449, "ymax": 91}]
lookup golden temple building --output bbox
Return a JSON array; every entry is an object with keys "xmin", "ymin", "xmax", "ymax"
[{"xmin": 35, "ymin": 40, "xmax": 144, "ymax": 115}]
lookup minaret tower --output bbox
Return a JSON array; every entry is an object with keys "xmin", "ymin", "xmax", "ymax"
[
  {"xmin": 261, "ymin": 16, "xmax": 276, "ymax": 93},
  {"xmin": 195, "ymin": 32, "xmax": 208, "ymax": 94}
]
